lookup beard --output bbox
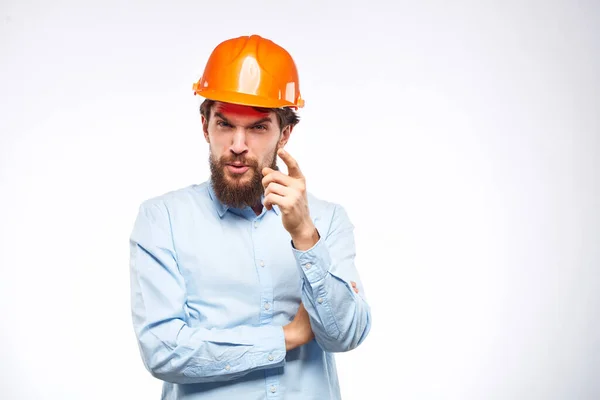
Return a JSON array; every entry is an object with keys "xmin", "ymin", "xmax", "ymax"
[{"xmin": 209, "ymin": 148, "xmax": 279, "ymax": 209}]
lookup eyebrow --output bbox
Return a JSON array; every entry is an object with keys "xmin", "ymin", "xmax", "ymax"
[{"xmin": 214, "ymin": 112, "xmax": 272, "ymax": 127}]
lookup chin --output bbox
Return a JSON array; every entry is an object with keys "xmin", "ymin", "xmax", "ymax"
[{"xmin": 225, "ymin": 170, "xmax": 251, "ymax": 183}]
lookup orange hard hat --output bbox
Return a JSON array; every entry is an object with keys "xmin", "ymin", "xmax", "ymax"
[{"xmin": 192, "ymin": 35, "xmax": 304, "ymax": 109}]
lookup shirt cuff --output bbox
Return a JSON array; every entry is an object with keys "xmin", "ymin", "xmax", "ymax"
[
  {"xmin": 291, "ymin": 236, "xmax": 332, "ymax": 286},
  {"xmin": 249, "ymin": 325, "xmax": 286, "ymax": 368}
]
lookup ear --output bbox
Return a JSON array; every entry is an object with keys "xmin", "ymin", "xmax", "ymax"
[
  {"xmin": 278, "ymin": 124, "xmax": 294, "ymax": 148},
  {"xmin": 201, "ymin": 115, "xmax": 210, "ymax": 143}
]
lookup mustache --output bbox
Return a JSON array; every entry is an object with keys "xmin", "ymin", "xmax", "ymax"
[
  {"xmin": 218, "ymin": 155, "xmax": 259, "ymax": 167},
  {"xmin": 214, "ymin": 149, "xmax": 279, "ymax": 171}
]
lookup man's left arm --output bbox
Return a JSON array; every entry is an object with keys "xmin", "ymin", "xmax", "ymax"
[
  {"xmin": 291, "ymin": 204, "xmax": 372, "ymax": 353},
  {"xmin": 262, "ymin": 148, "xmax": 372, "ymax": 353}
]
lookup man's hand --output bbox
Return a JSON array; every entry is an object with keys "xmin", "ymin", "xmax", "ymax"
[
  {"xmin": 282, "ymin": 285, "xmax": 358, "ymax": 352},
  {"xmin": 283, "ymin": 302, "xmax": 314, "ymax": 351},
  {"xmin": 262, "ymin": 148, "xmax": 318, "ymax": 249}
]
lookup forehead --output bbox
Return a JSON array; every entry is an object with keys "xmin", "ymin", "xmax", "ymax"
[{"xmin": 212, "ymin": 102, "xmax": 272, "ymax": 120}]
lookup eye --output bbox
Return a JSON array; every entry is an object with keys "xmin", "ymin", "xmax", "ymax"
[
  {"xmin": 252, "ymin": 124, "xmax": 267, "ymax": 131},
  {"xmin": 216, "ymin": 120, "xmax": 231, "ymax": 128}
]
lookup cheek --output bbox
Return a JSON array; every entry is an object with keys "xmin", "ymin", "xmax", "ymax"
[
  {"xmin": 250, "ymin": 142, "xmax": 277, "ymax": 164},
  {"xmin": 208, "ymin": 134, "xmax": 227, "ymax": 153},
  {"xmin": 209, "ymin": 144, "xmax": 226, "ymax": 162},
  {"xmin": 248, "ymin": 132, "xmax": 279, "ymax": 152}
]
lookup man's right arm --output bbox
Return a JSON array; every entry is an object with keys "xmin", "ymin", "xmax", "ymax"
[{"xmin": 129, "ymin": 201, "xmax": 287, "ymax": 384}]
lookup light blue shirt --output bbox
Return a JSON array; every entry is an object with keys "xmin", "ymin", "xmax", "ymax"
[{"xmin": 129, "ymin": 180, "xmax": 372, "ymax": 399}]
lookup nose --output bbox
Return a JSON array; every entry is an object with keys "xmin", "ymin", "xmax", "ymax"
[{"xmin": 230, "ymin": 128, "xmax": 248, "ymax": 155}]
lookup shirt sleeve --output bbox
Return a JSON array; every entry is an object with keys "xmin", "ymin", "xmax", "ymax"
[
  {"xmin": 129, "ymin": 201, "xmax": 286, "ymax": 384},
  {"xmin": 291, "ymin": 203, "xmax": 372, "ymax": 353}
]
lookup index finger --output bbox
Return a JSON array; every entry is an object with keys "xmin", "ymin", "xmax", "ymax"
[{"xmin": 277, "ymin": 148, "xmax": 303, "ymax": 179}]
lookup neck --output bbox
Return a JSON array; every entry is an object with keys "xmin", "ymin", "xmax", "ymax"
[{"xmin": 251, "ymin": 203, "xmax": 263, "ymax": 216}]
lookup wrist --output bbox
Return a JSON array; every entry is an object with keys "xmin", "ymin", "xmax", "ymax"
[
  {"xmin": 283, "ymin": 324, "xmax": 298, "ymax": 351},
  {"xmin": 291, "ymin": 222, "xmax": 319, "ymax": 251}
]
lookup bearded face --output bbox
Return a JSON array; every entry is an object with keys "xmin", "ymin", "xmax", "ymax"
[
  {"xmin": 204, "ymin": 102, "xmax": 284, "ymax": 209},
  {"xmin": 209, "ymin": 144, "xmax": 279, "ymax": 209}
]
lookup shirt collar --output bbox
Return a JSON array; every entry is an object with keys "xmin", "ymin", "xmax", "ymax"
[{"xmin": 207, "ymin": 179, "xmax": 280, "ymax": 218}]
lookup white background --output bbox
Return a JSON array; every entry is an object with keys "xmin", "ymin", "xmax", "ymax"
[{"xmin": 1, "ymin": 1, "xmax": 599, "ymax": 399}]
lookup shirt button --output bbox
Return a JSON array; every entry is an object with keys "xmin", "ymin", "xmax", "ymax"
[
  {"xmin": 260, "ymin": 260, "xmax": 265, "ymax": 267},
  {"xmin": 225, "ymin": 365, "xmax": 230, "ymax": 371},
  {"xmin": 254, "ymin": 221, "xmax": 259, "ymax": 228},
  {"xmin": 264, "ymin": 302, "xmax": 271, "ymax": 310},
  {"xmin": 268, "ymin": 354, "xmax": 274, "ymax": 361},
  {"xmin": 270, "ymin": 386, "xmax": 277, "ymax": 393},
  {"xmin": 305, "ymin": 263, "xmax": 311, "ymax": 269},
  {"xmin": 317, "ymin": 297, "xmax": 323, "ymax": 304}
]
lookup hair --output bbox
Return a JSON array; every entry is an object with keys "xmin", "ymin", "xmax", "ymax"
[{"xmin": 199, "ymin": 99, "xmax": 300, "ymax": 131}]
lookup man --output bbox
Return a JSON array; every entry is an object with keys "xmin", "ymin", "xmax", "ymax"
[{"xmin": 129, "ymin": 34, "xmax": 371, "ymax": 399}]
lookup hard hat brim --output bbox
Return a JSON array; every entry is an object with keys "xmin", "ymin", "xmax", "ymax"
[{"xmin": 194, "ymin": 88, "xmax": 302, "ymax": 109}]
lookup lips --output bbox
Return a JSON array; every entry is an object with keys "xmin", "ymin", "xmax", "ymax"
[{"xmin": 226, "ymin": 164, "xmax": 250, "ymax": 174}]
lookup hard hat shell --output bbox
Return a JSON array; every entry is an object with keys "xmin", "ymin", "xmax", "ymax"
[{"xmin": 192, "ymin": 35, "xmax": 304, "ymax": 109}]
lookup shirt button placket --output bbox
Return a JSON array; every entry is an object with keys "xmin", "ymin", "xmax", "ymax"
[
  {"xmin": 252, "ymin": 217, "xmax": 280, "ymax": 396},
  {"xmin": 252, "ymin": 217, "xmax": 274, "ymax": 326}
]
